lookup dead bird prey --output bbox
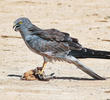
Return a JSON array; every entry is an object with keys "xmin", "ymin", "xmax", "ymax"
[{"xmin": 13, "ymin": 17, "xmax": 110, "ymax": 80}]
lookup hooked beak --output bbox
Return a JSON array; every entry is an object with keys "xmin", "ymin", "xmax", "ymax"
[{"xmin": 13, "ymin": 24, "xmax": 19, "ymax": 31}]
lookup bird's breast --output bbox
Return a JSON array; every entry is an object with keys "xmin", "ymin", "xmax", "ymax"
[{"xmin": 24, "ymin": 35, "xmax": 47, "ymax": 56}]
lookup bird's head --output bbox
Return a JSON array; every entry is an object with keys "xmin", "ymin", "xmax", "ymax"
[{"xmin": 13, "ymin": 17, "xmax": 32, "ymax": 31}]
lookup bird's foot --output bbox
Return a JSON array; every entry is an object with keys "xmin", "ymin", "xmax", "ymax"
[
  {"xmin": 35, "ymin": 67, "xmax": 44, "ymax": 75},
  {"xmin": 21, "ymin": 68, "xmax": 55, "ymax": 81},
  {"xmin": 35, "ymin": 72, "xmax": 55, "ymax": 81},
  {"xmin": 34, "ymin": 67, "xmax": 55, "ymax": 81}
]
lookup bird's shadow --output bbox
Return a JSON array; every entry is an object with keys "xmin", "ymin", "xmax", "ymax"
[
  {"xmin": 7, "ymin": 74, "xmax": 108, "ymax": 81},
  {"xmin": 8, "ymin": 74, "xmax": 22, "ymax": 78},
  {"xmin": 55, "ymin": 76, "xmax": 95, "ymax": 80}
]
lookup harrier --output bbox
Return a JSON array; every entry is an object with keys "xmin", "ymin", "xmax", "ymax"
[{"xmin": 13, "ymin": 17, "xmax": 110, "ymax": 80}]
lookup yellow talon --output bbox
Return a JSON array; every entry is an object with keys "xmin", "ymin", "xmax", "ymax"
[
  {"xmin": 37, "ymin": 62, "xmax": 47, "ymax": 75},
  {"xmin": 38, "ymin": 70, "xmax": 44, "ymax": 75}
]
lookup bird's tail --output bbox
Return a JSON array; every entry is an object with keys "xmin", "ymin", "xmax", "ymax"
[{"xmin": 68, "ymin": 48, "xmax": 110, "ymax": 59}]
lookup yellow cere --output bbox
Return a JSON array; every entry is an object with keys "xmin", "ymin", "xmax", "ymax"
[{"xmin": 19, "ymin": 21, "xmax": 23, "ymax": 24}]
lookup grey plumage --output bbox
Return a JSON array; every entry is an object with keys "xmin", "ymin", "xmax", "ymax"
[
  {"xmin": 13, "ymin": 17, "xmax": 82, "ymax": 62},
  {"xmin": 13, "ymin": 17, "xmax": 110, "ymax": 80}
]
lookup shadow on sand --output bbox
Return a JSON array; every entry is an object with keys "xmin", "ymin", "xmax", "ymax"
[{"xmin": 7, "ymin": 74, "xmax": 108, "ymax": 81}]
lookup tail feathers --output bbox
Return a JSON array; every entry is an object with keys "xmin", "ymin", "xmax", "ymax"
[{"xmin": 68, "ymin": 48, "xmax": 110, "ymax": 59}]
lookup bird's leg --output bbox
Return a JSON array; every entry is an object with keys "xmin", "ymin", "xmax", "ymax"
[
  {"xmin": 35, "ymin": 61, "xmax": 55, "ymax": 81},
  {"xmin": 34, "ymin": 57, "xmax": 55, "ymax": 81},
  {"xmin": 36, "ymin": 56, "xmax": 49, "ymax": 75},
  {"xmin": 37, "ymin": 61, "xmax": 47, "ymax": 75}
]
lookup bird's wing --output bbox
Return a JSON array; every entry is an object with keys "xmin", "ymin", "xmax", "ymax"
[
  {"xmin": 29, "ymin": 26, "xmax": 82, "ymax": 50},
  {"xmin": 32, "ymin": 28, "xmax": 78, "ymax": 42}
]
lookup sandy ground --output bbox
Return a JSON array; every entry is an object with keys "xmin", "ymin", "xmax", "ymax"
[{"xmin": 1, "ymin": 0, "xmax": 110, "ymax": 100}]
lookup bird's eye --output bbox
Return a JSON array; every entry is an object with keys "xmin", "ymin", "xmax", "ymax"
[{"xmin": 19, "ymin": 21, "xmax": 23, "ymax": 25}]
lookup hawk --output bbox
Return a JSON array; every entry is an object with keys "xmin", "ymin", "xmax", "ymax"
[{"xmin": 13, "ymin": 17, "xmax": 110, "ymax": 80}]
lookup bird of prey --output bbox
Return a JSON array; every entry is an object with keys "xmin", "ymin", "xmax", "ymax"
[{"xmin": 13, "ymin": 17, "xmax": 110, "ymax": 80}]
